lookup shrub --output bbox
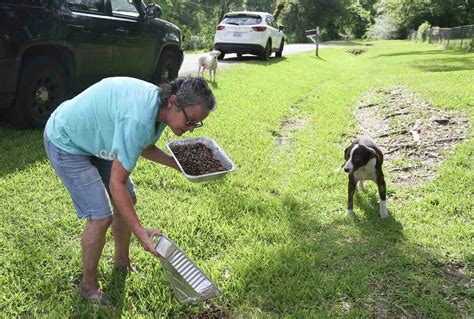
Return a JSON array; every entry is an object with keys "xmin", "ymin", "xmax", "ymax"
[
  {"xmin": 416, "ymin": 21, "xmax": 431, "ymax": 42},
  {"xmin": 365, "ymin": 14, "xmax": 399, "ymax": 40}
]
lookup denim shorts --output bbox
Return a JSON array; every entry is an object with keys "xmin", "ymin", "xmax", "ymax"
[{"xmin": 44, "ymin": 133, "xmax": 136, "ymax": 220}]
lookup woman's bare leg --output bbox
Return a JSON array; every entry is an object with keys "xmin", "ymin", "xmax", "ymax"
[
  {"xmin": 111, "ymin": 196, "xmax": 137, "ymax": 269},
  {"xmin": 80, "ymin": 217, "xmax": 113, "ymax": 296}
]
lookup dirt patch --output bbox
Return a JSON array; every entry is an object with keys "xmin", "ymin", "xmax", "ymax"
[
  {"xmin": 441, "ymin": 263, "xmax": 473, "ymax": 311},
  {"xmin": 354, "ymin": 86, "xmax": 469, "ymax": 186},
  {"xmin": 190, "ymin": 303, "xmax": 228, "ymax": 319},
  {"xmin": 274, "ymin": 114, "xmax": 310, "ymax": 148},
  {"xmin": 347, "ymin": 49, "xmax": 367, "ymax": 55},
  {"xmin": 443, "ymin": 263, "xmax": 468, "ymax": 282}
]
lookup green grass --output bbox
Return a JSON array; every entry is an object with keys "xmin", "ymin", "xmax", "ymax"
[
  {"xmin": 0, "ymin": 40, "xmax": 472, "ymax": 317},
  {"xmin": 437, "ymin": 38, "xmax": 474, "ymax": 52}
]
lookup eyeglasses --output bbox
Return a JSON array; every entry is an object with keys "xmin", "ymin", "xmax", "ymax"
[{"xmin": 180, "ymin": 107, "xmax": 203, "ymax": 128}]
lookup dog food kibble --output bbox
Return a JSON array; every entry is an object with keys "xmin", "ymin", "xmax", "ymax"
[{"xmin": 172, "ymin": 143, "xmax": 226, "ymax": 176}]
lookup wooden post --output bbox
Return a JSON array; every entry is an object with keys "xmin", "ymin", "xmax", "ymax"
[
  {"xmin": 316, "ymin": 27, "xmax": 320, "ymax": 57},
  {"xmin": 305, "ymin": 27, "xmax": 320, "ymax": 57}
]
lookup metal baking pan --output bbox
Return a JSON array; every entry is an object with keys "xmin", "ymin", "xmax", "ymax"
[
  {"xmin": 166, "ymin": 137, "xmax": 236, "ymax": 182},
  {"xmin": 155, "ymin": 235, "xmax": 221, "ymax": 304}
]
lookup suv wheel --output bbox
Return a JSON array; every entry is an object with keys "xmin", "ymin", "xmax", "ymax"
[
  {"xmin": 276, "ymin": 38, "xmax": 284, "ymax": 58},
  {"xmin": 7, "ymin": 56, "xmax": 69, "ymax": 128},
  {"xmin": 260, "ymin": 39, "xmax": 272, "ymax": 61},
  {"xmin": 154, "ymin": 50, "xmax": 179, "ymax": 84}
]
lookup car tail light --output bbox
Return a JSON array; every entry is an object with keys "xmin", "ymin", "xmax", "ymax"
[
  {"xmin": 252, "ymin": 26, "xmax": 267, "ymax": 32},
  {"xmin": 216, "ymin": 25, "xmax": 225, "ymax": 31}
]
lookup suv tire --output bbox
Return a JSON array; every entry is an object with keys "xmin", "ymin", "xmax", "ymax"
[
  {"xmin": 153, "ymin": 50, "xmax": 180, "ymax": 84},
  {"xmin": 7, "ymin": 56, "xmax": 69, "ymax": 128},
  {"xmin": 260, "ymin": 39, "xmax": 272, "ymax": 61},
  {"xmin": 276, "ymin": 38, "xmax": 284, "ymax": 58}
]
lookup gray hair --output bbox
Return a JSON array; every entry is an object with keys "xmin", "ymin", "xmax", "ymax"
[{"xmin": 159, "ymin": 77, "xmax": 216, "ymax": 111}]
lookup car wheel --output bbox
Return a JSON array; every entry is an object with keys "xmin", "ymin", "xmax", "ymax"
[
  {"xmin": 276, "ymin": 38, "xmax": 284, "ymax": 58},
  {"xmin": 260, "ymin": 39, "xmax": 272, "ymax": 61},
  {"xmin": 217, "ymin": 52, "xmax": 226, "ymax": 60},
  {"xmin": 7, "ymin": 56, "xmax": 69, "ymax": 128},
  {"xmin": 154, "ymin": 50, "xmax": 179, "ymax": 84}
]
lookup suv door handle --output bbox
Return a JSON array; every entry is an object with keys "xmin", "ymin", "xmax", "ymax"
[
  {"xmin": 115, "ymin": 28, "xmax": 129, "ymax": 34},
  {"xmin": 67, "ymin": 24, "xmax": 85, "ymax": 31}
]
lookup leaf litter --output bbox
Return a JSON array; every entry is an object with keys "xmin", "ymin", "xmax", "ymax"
[{"xmin": 354, "ymin": 86, "xmax": 469, "ymax": 186}]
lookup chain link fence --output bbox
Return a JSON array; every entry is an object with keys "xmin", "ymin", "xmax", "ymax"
[{"xmin": 412, "ymin": 25, "xmax": 474, "ymax": 50}]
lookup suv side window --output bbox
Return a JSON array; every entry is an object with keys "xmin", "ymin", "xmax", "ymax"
[
  {"xmin": 266, "ymin": 16, "xmax": 277, "ymax": 29},
  {"xmin": 66, "ymin": 0, "xmax": 106, "ymax": 14},
  {"xmin": 110, "ymin": 0, "xmax": 139, "ymax": 18},
  {"xmin": 265, "ymin": 16, "xmax": 271, "ymax": 26}
]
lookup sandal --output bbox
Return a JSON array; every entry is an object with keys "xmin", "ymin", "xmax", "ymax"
[
  {"xmin": 114, "ymin": 263, "xmax": 139, "ymax": 274},
  {"xmin": 79, "ymin": 288, "xmax": 112, "ymax": 306}
]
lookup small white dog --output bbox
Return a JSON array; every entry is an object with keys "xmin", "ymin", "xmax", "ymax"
[{"xmin": 198, "ymin": 50, "xmax": 220, "ymax": 82}]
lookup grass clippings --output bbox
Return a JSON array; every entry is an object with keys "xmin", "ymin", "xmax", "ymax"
[
  {"xmin": 347, "ymin": 48, "xmax": 367, "ymax": 55},
  {"xmin": 354, "ymin": 86, "xmax": 469, "ymax": 186}
]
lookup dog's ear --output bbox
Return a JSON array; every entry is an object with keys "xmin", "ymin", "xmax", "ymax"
[
  {"xmin": 344, "ymin": 145, "xmax": 352, "ymax": 160},
  {"xmin": 362, "ymin": 145, "xmax": 381, "ymax": 162}
]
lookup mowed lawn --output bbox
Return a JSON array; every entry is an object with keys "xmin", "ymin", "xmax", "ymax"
[{"xmin": 0, "ymin": 41, "xmax": 472, "ymax": 317}]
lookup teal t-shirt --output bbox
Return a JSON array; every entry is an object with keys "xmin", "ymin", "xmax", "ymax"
[{"xmin": 45, "ymin": 77, "xmax": 166, "ymax": 172}]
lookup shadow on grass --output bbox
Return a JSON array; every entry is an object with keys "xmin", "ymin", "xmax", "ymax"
[
  {"xmin": 209, "ymin": 81, "xmax": 219, "ymax": 90},
  {"xmin": 373, "ymin": 49, "xmax": 474, "ymax": 73},
  {"xmin": 107, "ymin": 268, "xmax": 128, "ymax": 310},
  {"xmin": 411, "ymin": 57, "xmax": 474, "ymax": 72},
  {"xmin": 374, "ymin": 48, "xmax": 472, "ymax": 58},
  {"xmin": 325, "ymin": 40, "xmax": 375, "ymax": 47},
  {"xmin": 310, "ymin": 56, "xmax": 327, "ymax": 61},
  {"xmin": 211, "ymin": 189, "xmax": 468, "ymax": 317},
  {"xmin": 0, "ymin": 122, "xmax": 45, "ymax": 177},
  {"xmin": 353, "ymin": 189, "xmax": 392, "ymax": 220},
  {"xmin": 220, "ymin": 55, "xmax": 288, "ymax": 66},
  {"xmin": 68, "ymin": 262, "xmax": 130, "ymax": 317},
  {"xmin": 69, "ymin": 295, "xmax": 118, "ymax": 318}
]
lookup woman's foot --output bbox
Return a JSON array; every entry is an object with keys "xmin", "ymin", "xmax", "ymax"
[
  {"xmin": 79, "ymin": 286, "xmax": 112, "ymax": 306},
  {"xmin": 114, "ymin": 262, "xmax": 138, "ymax": 274}
]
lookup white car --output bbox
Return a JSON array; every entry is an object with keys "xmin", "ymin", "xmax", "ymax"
[{"xmin": 214, "ymin": 11, "xmax": 285, "ymax": 60}]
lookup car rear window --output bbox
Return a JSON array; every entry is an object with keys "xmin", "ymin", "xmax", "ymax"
[{"xmin": 222, "ymin": 15, "xmax": 262, "ymax": 26}]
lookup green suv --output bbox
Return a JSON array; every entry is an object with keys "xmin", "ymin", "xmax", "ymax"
[{"xmin": 0, "ymin": 0, "xmax": 183, "ymax": 128}]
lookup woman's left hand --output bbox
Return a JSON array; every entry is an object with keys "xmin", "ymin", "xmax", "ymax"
[{"xmin": 136, "ymin": 227, "xmax": 162, "ymax": 257}]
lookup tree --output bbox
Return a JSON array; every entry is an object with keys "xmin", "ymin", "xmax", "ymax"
[
  {"xmin": 378, "ymin": 0, "xmax": 474, "ymax": 38},
  {"xmin": 282, "ymin": 0, "xmax": 354, "ymax": 42},
  {"xmin": 347, "ymin": 2, "xmax": 372, "ymax": 38}
]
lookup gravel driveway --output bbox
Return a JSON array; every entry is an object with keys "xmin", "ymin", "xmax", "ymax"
[{"xmin": 178, "ymin": 43, "xmax": 326, "ymax": 76}]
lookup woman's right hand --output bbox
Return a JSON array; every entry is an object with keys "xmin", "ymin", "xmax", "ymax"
[{"xmin": 136, "ymin": 227, "xmax": 162, "ymax": 257}]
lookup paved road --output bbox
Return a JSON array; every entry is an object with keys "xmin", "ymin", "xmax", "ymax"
[{"xmin": 178, "ymin": 43, "xmax": 325, "ymax": 76}]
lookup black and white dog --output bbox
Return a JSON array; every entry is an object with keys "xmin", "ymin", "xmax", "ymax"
[{"xmin": 343, "ymin": 136, "xmax": 388, "ymax": 218}]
